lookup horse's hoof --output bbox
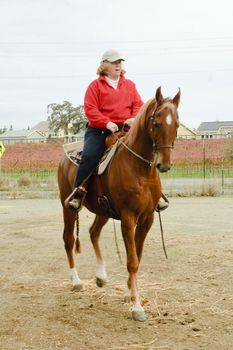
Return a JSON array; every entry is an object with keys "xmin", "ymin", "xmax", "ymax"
[
  {"xmin": 96, "ymin": 277, "xmax": 107, "ymax": 288},
  {"xmin": 124, "ymin": 295, "xmax": 131, "ymax": 303},
  {"xmin": 132, "ymin": 310, "xmax": 147, "ymax": 322},
  {"xmin": 72, "ymin": 283, "xmax": 83, "ymax": 291}
]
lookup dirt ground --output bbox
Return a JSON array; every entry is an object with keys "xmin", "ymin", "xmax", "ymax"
[{"xmin": 0, "ymin": 197, "xmax": 233, "ymax": 350}]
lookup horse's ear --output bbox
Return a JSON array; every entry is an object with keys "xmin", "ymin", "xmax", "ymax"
[
  {"xmin": 155, "ymin": 86, "xmax": 163, "ymax": 105},
  {"xmin": 173, "ymin": 88, "xmax": 181, "ymax": 108}
]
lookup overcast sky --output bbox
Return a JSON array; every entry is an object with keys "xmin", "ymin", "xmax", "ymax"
[{"xmin": 1, "ymin": 0, "xmax": 233, "ymax": 130}]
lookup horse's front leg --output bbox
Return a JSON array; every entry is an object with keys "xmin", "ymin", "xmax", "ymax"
[
  {"xmin": 124, "ymin": 213, "xmax": 154, "ymax": 300},
  {"xmin": 121, "ymin": 214, "xmax": 146, "ymax": 322},
  {"xmin": 135, "ymin": 214, "xmax": 154, "ymax": 262},
  {"xmin": 89, "ymin": 215, "xmax": 109, "ymax": 287}
]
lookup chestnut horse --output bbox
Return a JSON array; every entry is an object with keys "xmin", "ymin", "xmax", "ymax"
[{"xmin": 58, "ymin": 87, "xmax": 180, "ymax": 321}]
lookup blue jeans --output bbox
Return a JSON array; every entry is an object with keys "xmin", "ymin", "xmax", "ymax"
[{"xmin": 74, "ymin": 126, "xmax": 111, "ymax": 188}]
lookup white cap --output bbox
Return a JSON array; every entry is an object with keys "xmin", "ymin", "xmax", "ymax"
[{"xmin": 101, "ymin": 49, "xmax": 125, "ymax": 62}]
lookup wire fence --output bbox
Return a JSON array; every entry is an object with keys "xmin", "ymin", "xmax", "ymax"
[
  {"xmin": 160, "ymin": 165, "xmax": 233, "ymax": 196},
  {"xmin": 1, "ymin": 163, "xmax": 232, "ymax": 197},
  {"xmin": 0, "ymin": 137, "xmax": 232, "ymax": 197}
]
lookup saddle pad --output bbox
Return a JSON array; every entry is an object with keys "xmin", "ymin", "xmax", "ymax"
[
  {"xmin": 98, "ymin": 141, "xmax": 119, "ymax": 175},
  {"xmin": 63, "ymin": 140, "xmax": 83, "ymax": 154},
  {"xmin": 63, "ymin": 141, "xmax": 83, "ymax": 166}
]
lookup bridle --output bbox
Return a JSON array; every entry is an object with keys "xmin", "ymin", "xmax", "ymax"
[
  {"xmin": 150, "ymin": 115, "xmax": 175, "ymax": 155},
  {"xmin": 114, "ymin": 104, "xmax": 176, "ymax": 167},
  {"xmin": 114, "ymin": 135, "xmax": 156, "ymax": 167}
]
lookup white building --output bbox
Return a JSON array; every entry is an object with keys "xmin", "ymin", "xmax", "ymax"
[
  {"xmin": 196, "ymin": 121, "xmax": 233, "ymax": 139},
  {"xmin": 0, "ymin": 130, "xmax": 45, "ymax": 144}
]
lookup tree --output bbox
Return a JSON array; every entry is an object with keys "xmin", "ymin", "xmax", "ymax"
[
  {"xmin": 0, "ymin": 126, "xmax": 7, "ymax": 134},
  {"xmin": 47, "ymin": 101, "xmax": 87, "ymax": 135}
]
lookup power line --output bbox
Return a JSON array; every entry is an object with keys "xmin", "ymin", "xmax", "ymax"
[
  {"xmin": 1, "ymin": 68, "xmax": 233, "ymax": 80},
  {"xmin": 0, "ymin": 35, "xmax": 233, "ymax": 44},
  {"xmin": 1, "ymin": 44, "xmax": 233, "ymax": 59}
]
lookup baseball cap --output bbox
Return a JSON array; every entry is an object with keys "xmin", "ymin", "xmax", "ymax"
[{"xmin": 101, "ymin": 50, "xmax": 125, "ymax": 62}]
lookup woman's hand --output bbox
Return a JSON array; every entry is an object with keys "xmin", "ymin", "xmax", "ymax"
[
  {"xmin": 106, "ymin": 121, "xmax": 119, "ymax": 133},
  {"xmin": 124, "ymin": 117, "xmax": 135, "ymax": 128}
]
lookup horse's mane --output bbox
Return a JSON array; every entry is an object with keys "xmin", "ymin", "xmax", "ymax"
[
  {"xmin": 125, "ymin": 96, "xmax": 176, "ymax": 145},
  {"xmin": 125, "ymin": 98, "xmax": 155, "ymax": 144}
]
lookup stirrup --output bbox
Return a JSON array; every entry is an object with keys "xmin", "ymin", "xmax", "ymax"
[
  {"xmin": 155, "ymin": 193, "xmax": 169, "ymax": 212},
  {"xmin": 69, "ymin": 198, "xmax": 83, "ymax": 211},
  {"xmin": 64, "ymin": 186, "xmax": 87, "ymax": 209}
]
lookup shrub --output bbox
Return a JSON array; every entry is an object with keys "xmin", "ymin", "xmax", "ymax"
[
  {"xmin": 200, "ymin": 183, "xmax": 221, "ymax": 197},
  {"xmin": 0, "ymin": 176, "xmax": 11, "ymax": 191},
  {"xmin": 17, "ymin": 175, "xmax": 31, "ymax": 187}
]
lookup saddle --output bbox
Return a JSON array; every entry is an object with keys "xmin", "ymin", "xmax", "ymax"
[
  {"xmin": 63, "ymin": 131, "xmax": 126, "ymax": 219},
  {"xmin": 63, "ymin": 141, "xmax": 83, "ymax": 166},
  {"xmin": 63, "ymin": 130, "xmax": 126, "ymax": 169}
]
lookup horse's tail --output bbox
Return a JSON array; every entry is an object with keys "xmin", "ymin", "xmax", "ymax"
[{"xmin": 75, "ymin": 211, "xmax": 81, "ymax": 254}]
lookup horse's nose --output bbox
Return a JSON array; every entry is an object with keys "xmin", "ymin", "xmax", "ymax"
[{"xmin": 156, "ymin": 163, "xmax": 171, "ymax": 173}]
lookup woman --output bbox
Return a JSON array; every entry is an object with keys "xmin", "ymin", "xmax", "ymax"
[{"xmin": 65, "ymin": 49, "xmax": 168, "ymax": 212}]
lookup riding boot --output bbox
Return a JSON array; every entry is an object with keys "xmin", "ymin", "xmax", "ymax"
[
  {"xmin": 156, "ymin": 193, "xmax": 169, "ymax": 212},
  {"xmin": 64, "ymin": 186, "xmax": 87, "ymax": 211}
]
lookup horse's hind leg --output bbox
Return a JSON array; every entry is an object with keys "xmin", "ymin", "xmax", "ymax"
[
  {"xmin": 63, "ymin": 207, "xmax": 83, "ymax": 291},
  {"xmin": 89, "ymin": 215, "xmax": 109, "ymax": 287}
]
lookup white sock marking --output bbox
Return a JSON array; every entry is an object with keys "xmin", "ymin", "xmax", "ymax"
[
  {"xmin": 70, "ymin": 267, "xmax": 82, "ymax": 286},
  {"xmin": 96, "ymin": 261, "xmax": 107, "ymax": 280},
  {"xmin": 132, "ymin": 299, "xmax": 144, "ymax": 312}
]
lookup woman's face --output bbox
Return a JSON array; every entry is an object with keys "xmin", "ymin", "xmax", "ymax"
[{"xmin": 106, "ymin": 60, "xmax": 122, "ymax": 80}]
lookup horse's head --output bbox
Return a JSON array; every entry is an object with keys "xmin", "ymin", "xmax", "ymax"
[{"xmin": 148, "ymin": 87, "xmax": 180, "ymax": 172}]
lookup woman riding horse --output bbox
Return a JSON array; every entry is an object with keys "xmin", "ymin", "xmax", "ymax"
[
  {"xmin": 64, "ymin": 49, "xmax": 168, "ymax": 212},
  {"xmin": 58, "ymin": 84, "xmax": 180, "ymax": 321}
]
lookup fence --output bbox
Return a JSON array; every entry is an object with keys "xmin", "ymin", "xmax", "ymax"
[
  {"xmin": 0, "ymin": 137, "xmax": 232, "ymax": 197},
  {"xmin": 160, "ymin": 164, "xmax": 233, "ymax": 195}
]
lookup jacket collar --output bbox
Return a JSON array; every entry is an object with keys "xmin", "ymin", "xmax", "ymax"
[{"xmin": 99, "ymin": 74, "xmax": 125, "ymax": 85}]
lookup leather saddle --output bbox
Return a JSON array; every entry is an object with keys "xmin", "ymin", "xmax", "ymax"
[
  {"xmin": 63, "ymin": 131, "xmax": 126, "ymax": 219},
  {"xmin": 63, "ymin": 130, "xmax": 126, "ymax": 167}
]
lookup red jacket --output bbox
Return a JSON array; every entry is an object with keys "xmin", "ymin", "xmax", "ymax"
[{"xmin": 84, "ymin": 75, "xmax": 144, "ymax": 129}]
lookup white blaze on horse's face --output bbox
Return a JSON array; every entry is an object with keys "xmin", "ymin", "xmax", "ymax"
[{"xmin": 166, "ymin": 114, "xmax": 172, "ymax": 125}]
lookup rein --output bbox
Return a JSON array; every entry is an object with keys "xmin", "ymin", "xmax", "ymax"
[
  {"xmin": 113, "ymin": 120, "xmax": 174, "ymax": 167},
  {"xmin": 114, "ymin": 134, "xmax": 157, "ymax": 167}
]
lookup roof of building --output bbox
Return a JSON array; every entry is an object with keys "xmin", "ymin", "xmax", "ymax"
[
  {"xmin": 197, "ymin": 121, "xmax": 233, "ymax": 132},
  {"xmin": 179, "ymin": 122, "xmax": 196, "ymax": 135},
  {"xmin": 31, "ymin": 121, "xmax": 50, "ymax": 131},
  {"xmin": 0, "ymin": 129, "xmax": 44, "ymax": 138}
]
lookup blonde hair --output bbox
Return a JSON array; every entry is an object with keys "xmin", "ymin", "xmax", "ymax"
[{"xmin": 96, "ymin": 61, "xmax": 126, "ymax": 76}]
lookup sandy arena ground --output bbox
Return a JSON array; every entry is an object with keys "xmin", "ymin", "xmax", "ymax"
[{"xmin": 0, "ymin": 197, "xmax": 233, "ymax": 350}]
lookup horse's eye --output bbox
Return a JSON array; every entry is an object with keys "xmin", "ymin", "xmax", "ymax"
[{"xmin": 154, "ymin": 123, "xmax": 160, "ymax": 129}]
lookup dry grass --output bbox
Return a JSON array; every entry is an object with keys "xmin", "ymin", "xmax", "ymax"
[
  {"xmin": 165, "ymin": 179, "xmax": 222, "ymax": 197},
  {"xmin": 200, "ymin": 183, "xmax": 222, "ymax": 196},
  {"xmin": 17, "ymin": 174, "xmax": 31, "ymax": 187},
  {"xmin": 0, "ymin": 176, "xmax": 11, "ymax": 191}
]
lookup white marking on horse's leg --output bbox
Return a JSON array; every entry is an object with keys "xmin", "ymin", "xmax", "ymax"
[
  {"xmin": 96, "ymin": 261, "xmax": 107, "ymax": 280},
  {"xmin": 132, "ymin": 304, "xmax": 147, "ymax": 321},
  {"xmin": 70, "ymin": 267, "xmax": 83, "ymax": 290},
  {"xmin": 95, "ymin": 261, "xmax": 107, "ymax": 287},
  {"xmin": 132, "ymin": 299, "xmax": 146, "ymax": 321},
  {"xmin": 132, "ymin": 299, "xmax": 144, "ymax": 312},
  {"xmin": 131, "ymin": 277, "xmax": 147, "ymax": 321}
]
